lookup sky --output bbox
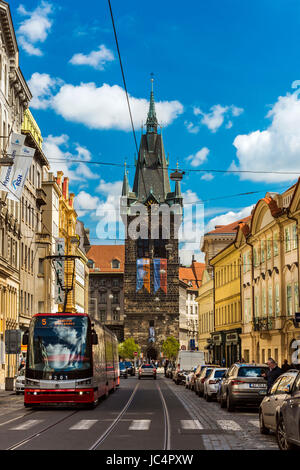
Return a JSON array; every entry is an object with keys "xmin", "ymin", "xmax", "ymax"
[{"xmin": 10, "ymin": 0, "xmax": 300, "ymax": 264}]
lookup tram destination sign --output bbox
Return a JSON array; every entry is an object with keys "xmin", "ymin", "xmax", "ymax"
[{"xmin": 5, "ymin": 329, "xmax": 22, "ymax": 354}]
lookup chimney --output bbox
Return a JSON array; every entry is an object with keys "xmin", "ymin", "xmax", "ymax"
[
  {"xmin": 63, "ymin": 177, "xmax": 69, "ymax": 201},
  {"xmin": 69, "ymin": 193, "xmax": 75, "ymax": 208}
]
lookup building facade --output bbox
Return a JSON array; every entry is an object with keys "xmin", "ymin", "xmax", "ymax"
[
  {"xmin": 197, "ymin": 268, "xmax": 214, "ymax": 362},
  {"xmin": 237, "ymin": 184, "xmax": 300, "ymax": 366},
  {"xmin": 88, "ymin": 245, "xmax": 125, "ymax": 342},
  {"xmin": 122, "ymin": 82, "xmax": 183, "ymax": 360},
  {"xmin": 0, "ymin": 0, "xmax": 31, "ymax": 387}
]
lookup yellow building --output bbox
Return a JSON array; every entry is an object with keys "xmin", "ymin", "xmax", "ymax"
[
  {"xmin": 237, "ymin": 183, "xmax": 300, "ymax": 366},
  {"xmin": 55, "ymin": 172, "xmax": 89, "ymax": 313},
  {"xmin": 196, "ymin": 268, "xmax": 214, "ymax": 362},
  {"xmin": 210, "ymin": 238, "xmax": 244, "ymax": 366}
]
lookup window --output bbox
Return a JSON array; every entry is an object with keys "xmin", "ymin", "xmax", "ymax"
[
  {"xmin": 99, "ymin": 310, "xmax": 106, "ymax": 322},
  {"xmin": 153, "ymin": 239, "xmax": 167, "ymax": 258},
  {"xmin": 38, "ymin": 258, "xmax": 44, "ymax": 275},
  {"xmin": 294, "ymin": 282, "xmax": 299, "ymax": 312},
  {"xmin": 112, "ymin": 310, "xmax": 120, "ymax": 321},
  {"xmin": 294, "ymin": 374, "xmax": 300, "ymax": 392},
  {"xmin": 274, "ymin": 232, "xmax": 279, "ymax": 256},
  {"xmin": 287, "ymin": 284, "xmax": 292, "ymax": 316},
  {"xmin": 112, "ymin": 279, "xmax": 119, "ymax": 287},
  {"xmin": 99, "ymin": 279, "xmax": 106, "ymax": 287},
  {"xmin": 267, "ymin": 238, "xmax": 271, "ymax": 259},
  {"xmin": 261, "ymin": 240, "xmax": 265, "ymax": 263},
  {"xmin": 262, "ymin": 287, "xmax": 266, "ymax": 315},
  {"xmin": 137, "ymin": 238, "xmax": 149, "ymax": 258},
  {"xmin": 112, "ymin": 292, "xmax": 119, "ymax": 304},
  {"xmin": 285, "ymin": 227, "xmax": 291, "ymax": 252},
  {"xmin": 253, "ymin": 247, "xmax": 258, "ymax": 267},
  {"xmin": 275, "ymin": 375, "xmax": 296, "ymax": 395},
  {"xmin": 275, "ymin": 283, "xmax": 280, "ymax": 316},
  {"xmin": 268, "ymin": 285, "xmax": 273, "ymax": 315},
  {"xmin": 111, "ymin": 259, "xmax": 120, "ymax": 269},
  {"xmin": 292, "ymin": 224, "xmax": 297, "ymax": 250},
  {"xmin": 99, "ymin": 292, "xmax": 107, "ymax": 304}
]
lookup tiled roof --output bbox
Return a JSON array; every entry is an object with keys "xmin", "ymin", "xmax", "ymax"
[
  {"xmin": 179, "ymin": 262, "xmax": 205, "ymax": 290},
  {"xmin": 87, "ymin": 245, "xmax": 125, "ymax": 273},
  {"xmin": 206, "ymin": 215, "xmax": 252, "ymax": 235}
]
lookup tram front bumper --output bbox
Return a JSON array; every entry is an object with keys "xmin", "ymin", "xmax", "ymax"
[{"xmin": 24, "ymin": 388, "xmax": 95, "ymax": 405}]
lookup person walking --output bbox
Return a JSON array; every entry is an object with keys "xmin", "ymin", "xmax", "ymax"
[
  {"xmin": 281, "ymin": 359, "xmax": 292, "ymax": 372},
  {"xmin": 262, "ymin": 358, "xmax": 282, "ymax": 393}
]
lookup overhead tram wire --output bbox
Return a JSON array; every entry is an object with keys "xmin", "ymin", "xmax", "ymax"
[{"xmin": 107, "ymin": 0, "xmax": 148, "ymax": 198}]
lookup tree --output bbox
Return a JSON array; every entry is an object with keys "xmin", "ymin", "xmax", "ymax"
[
  {"xmin": 162, "ymin": 336, "xmax": 180, "ymax": 360},
  {"xmin": 119, "ymin": 338, "xmax": 141, "ymax": 360}
]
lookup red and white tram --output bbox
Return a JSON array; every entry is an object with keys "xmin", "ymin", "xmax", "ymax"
[{"xmin": 22, "ymin": 313, "xmax": 119, "ymax": 407}]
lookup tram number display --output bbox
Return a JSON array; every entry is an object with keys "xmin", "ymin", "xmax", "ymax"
[{"xmin": 38, "ymin": 318, "xmax": 76, "ymax": 327}]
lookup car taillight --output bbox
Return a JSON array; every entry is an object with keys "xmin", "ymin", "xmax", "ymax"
[
  {"xmin": 231, "ymin": 380, "xmax": 245, "ymax": 386},
  {"xmin": 209, "ymin": 380, "xmax": 217, "ymax": 384}
]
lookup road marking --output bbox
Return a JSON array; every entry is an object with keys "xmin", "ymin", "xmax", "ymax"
[
  {"xmin": 129, "ymin": 419, "xmax": 151, "ymax": 431},
  {"xmin": 248, "ymin": 420, "xmax": 259, "ymax": 428},
  {"xmin": 181, "ymin": 420, "xmax": 203, "ymax": 430},
  {"xmin": 10, "ymin": 420, "xmax": 43, "ymax": 431},
  {"xmin": 70, "ymin": 420, "xmax": 98, "ymax": 430},
  {"xmin": 217, "ymin": 420, "xmax": 242, "ymax": 431}
]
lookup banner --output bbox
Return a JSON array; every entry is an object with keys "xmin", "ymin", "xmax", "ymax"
[
  {"xmin": 0, "ymin": 132, "xmax": 35, "ymax": 200},
  {"xmin": 153, "ymin": 258, "xmax": 167, "ymax": 294},
  {"xmin": 136, "ymin": 258, "xmax": 150, "ymax": 293},
  {"xmin": 54, "ymin": 238, "xmax": 65, "ymax": 305}
]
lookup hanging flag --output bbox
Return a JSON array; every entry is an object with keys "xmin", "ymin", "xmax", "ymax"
[
  {"xmin": 0, "ymin": 132, "xmax": 35, "ymax": 200},
  {"xmin": 153, "ymin": 258, "xmax": 167, "ymax": 294},
  {"xmin": 136, "ymin": 258, "xmax": 150, "ymax": 293}
]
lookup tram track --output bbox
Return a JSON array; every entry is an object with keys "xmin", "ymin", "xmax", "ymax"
[
  {"xmin": 156, "ymin": 382, "xmax": 171, "ymax": 450},
  {"xmin": 6, "ymin": 410, "xmax": 79, "ymax": 450},
  {"xmin": 89, "ymin": 382, "xmax": 139, "ymax": 450}
]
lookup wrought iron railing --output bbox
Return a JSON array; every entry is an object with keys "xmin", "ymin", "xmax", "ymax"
[{"xmin": 254, "ymin": 316, "xmax": 273, "ymax": 331}]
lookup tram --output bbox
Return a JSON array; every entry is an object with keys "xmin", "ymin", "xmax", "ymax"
[{"xmin": 22, "ymin": 313, "xmax": 119, "ymax": 407}]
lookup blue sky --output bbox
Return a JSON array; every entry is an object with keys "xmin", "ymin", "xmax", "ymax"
[{"xmin": 11, "ymin": 0, "xmax": 300, "ymax": 263}]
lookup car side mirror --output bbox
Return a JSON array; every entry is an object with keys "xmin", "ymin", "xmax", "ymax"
[
  {"xmin": 91, "ymin": 330, "xmax": 98, "ymax": 345},
  {"xmin": 22, "ymin": 330, "xmax": 29, "ymax": 346}
]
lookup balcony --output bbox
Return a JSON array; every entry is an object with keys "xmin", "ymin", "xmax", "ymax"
[
  {"xmin": 254, "ymin": 316, "xmax": 273, "ymax": 332},
  {"xmin": 36, "ymin": 188, "xmax": 47, "ymax": 206}
]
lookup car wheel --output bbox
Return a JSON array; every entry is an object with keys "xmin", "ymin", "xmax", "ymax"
[
  {"xmin": 206, "ymin": 393, "xmax": 212, "ymax": 402},
  {"xmin": 16, "ymin": 391, "xmax": 20, "ymax": 395},
  {"xmin": 226, "ymin": 392, "xmax": 235, "ymax": 412},
  {"xmin": 138, "ymin": 376, "xmax": 141, "ymax": 380},
  {"xmin": 276, "ymin": 415, "xmax": 295, "ymax": 450},
  {"xmin": 259, "ymin": 410, "xmax": 269, "ymax": 435}
]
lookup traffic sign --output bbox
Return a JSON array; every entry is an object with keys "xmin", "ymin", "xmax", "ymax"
[{"xmin": 134, "ymin": 351, "xmax": 138, "ymax": 356}]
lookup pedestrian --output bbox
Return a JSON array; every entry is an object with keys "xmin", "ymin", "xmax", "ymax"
[
  {"xmin": 281, "ymin": 359, "xmax": 292, "ymax": 372},
  {"xmin": 241, "ymin": 357, "xmax": 246, "ymax": 363},
  {"xmin": 164, "ymin": 359, "xmax": 169, "ymax": 377},
  {"xmin": 18, "ymin": 359, "xmax": 25, "ymax": 371},
  {"xmin": 262, "ymin": 358, "xmax": 282, "ymax": 393}
]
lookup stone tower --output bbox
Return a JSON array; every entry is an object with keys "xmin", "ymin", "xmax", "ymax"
[{"xmin": 121, "ymin": 80, "xmax": 183, "ymax": 361}]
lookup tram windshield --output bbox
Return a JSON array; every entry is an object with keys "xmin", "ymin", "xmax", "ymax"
[{"xmin": 28, "ymin": 316, "xmax": 91, "ymax": 376}]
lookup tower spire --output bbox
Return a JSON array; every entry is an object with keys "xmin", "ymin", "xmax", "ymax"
[
  {"xmin": 122, "ymin": 161, "xmax": 130, "ymax": 196},
  {"xmin": 146, "ymin": 74, "xmax": 158, "ymax": 134}
]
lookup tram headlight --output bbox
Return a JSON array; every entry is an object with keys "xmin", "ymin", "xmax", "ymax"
[{"xmin": 26, "ymin": 379, "xmax": 39, "ymax": 386}]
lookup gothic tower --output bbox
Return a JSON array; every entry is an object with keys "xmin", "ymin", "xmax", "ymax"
[{"xmin": 121, "ymin": 80, "xmax": 183, "ymax": 361}]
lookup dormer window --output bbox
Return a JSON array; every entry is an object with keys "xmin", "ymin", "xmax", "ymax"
[
  {"xmin": 112, "ymin": 259, "xmax": 120, "ymax": 269},
  {"xmin": 87, "ymin": 259, "xmax": 95, "ymax": 269}
]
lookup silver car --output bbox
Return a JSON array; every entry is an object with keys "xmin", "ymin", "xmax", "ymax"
[
  {"xmin": 203, "ymin": 368, "xmax": 227, "ymax": 401},
  {"xmin": 138, "ymin": 364, "xmax": 157, "ymax": 380},
  {"xmin": 15, "ymin": 368, "xmax": 25, "ymax": 394}
]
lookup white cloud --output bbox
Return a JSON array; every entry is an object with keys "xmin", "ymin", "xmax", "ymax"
[
  {"xmin": 188, "ymin": 103, "xmax": 244, "ymax": 133},
  {"xmin": 74, "ymin": 191, "xmax": 100, "ymax": 217},
  {"xmin": 201, "ymin": 173, "xmax": 214, "ymax": 181},
  {"xmin": 17, "ymin": 1, "xmax": 53, "ymax": 56},
  {"xmin": 186, "ymin": 147, "xmax": 209, "ymax": 167},
  {"xmin": 205, "ymin": 205, "xmax": 253, "ymax": 233},
  {"xmin": 28, "ymin": 74, "xmax": 184, "ymax": 131},
  {"xmin": 231, "ymin": 84, "xmax": 300, "ymax": 182},
  {"xmin": 69, "ymin": 44, "xmax": 114, "ymax": 70},
  {"xmin": 27, "ymin": 72, "xmax": 59, "ymax": 109},
  {"xmin": 42, "ymin": 134, "xmax": 99, "ymax": 182}
]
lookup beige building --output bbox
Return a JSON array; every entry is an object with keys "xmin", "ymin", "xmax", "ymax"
[
  {"xmin": 0, "ymin": 1, "xmax": 31, "ymax": 388},
  {"xmin": 237, "ymin": 182, "xmax": 300, "ymax": 366},
  {"xmin": 19, "ymin": 109, "xmax": 49, "ymax": 329}
]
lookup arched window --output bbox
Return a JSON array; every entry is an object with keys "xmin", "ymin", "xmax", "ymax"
[{"xmin": 112, "ymin": 259, "xmax": 120, "ymax": 269}]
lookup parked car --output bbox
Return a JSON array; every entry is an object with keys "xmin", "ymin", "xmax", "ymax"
[
  {"xmin": 174, "ymin": 369, "xmax": 189, "ymax": 385},
  {"xmin": 124, "ymin": 361, "xmax": 135, "ymax": 376},
  {"xmin": 138, "ymin": 364, "xmax": 157, "ymax": 380},
  {"xmin": 275, "ymin": 371, "xmax": 300, "ymax": 450},
  {"xmin": 186, "ymin": 368, "xmax": 196, "ymax": 389},
  {"xmin": 219, "ymin": 363, "xmax": 269, "ymax": 411},
  {"xmin": 195, "ymin": 366, "xmax": 219, "ymax": 397},
  {"xmin": 15, "ymin": 368, "xmax": 25, "ymax": 394},
  {"xmin": 259, "ymin": 369, "xmax": 299, "ymax": 435},
  {"xmin": 203, "ymin": 368, "xmax": 227, "ymax": 401},
  {"xmin": 190, "ymin": 364, "xmax": 209, "ymax": 391},
  {"xmin": 119, "ymin": 362, "xmax": 128, "ymax": 379}
]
